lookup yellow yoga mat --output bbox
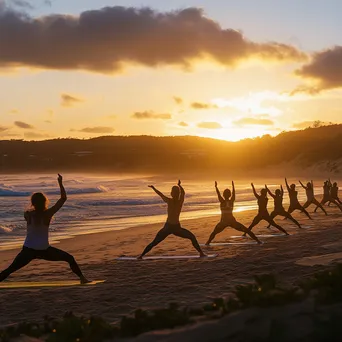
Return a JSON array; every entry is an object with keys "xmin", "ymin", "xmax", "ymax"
[{"xmin": 0, "ymin": 280, "xmax": 106, "ymax": 289}]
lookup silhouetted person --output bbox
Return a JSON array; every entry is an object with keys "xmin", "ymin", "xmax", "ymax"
[
  {"xmin": 315, "ymin": 180, "xmax": 342, "ymax": 212},
  {"xmin": 206, "ymin": 181, "xmax": 262, "ymax": 245},
  {"xmin": 265, "ymin": 184, "xmax": 302, "ymax": 228},
  {"xmin": 244, "ymin": 183, "xmax": 289, "ymax": 236},
  {"xmin": 285, "ymin": 178, "xmax": 312, "ymax": 219},
  {"xmin": 329, "ymin": 181, "xmax": 342, "ymax": 205},
  {"xmin": 138, "ymin": 180, "xmax": 206, "ymax": 259},
  {"xmin": 299, "ymin": 180, "xmax": 327, "ymax": 215},
  {"xmin": 0, "ymin": 174, "xmax": 89, "ymax": 284}
]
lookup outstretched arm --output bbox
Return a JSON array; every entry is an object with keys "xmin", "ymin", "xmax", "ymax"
[
  {"xmin": 251, "ymin": 183, "xmax": 259, "ymax": 199},
  {"xmin": 299, "ymin": 180, "xmax": 307, "ymax": 189},
  {"xmin": 281, "ymin": 185, "xmax": 284, "ymax": 196},
  {"xmin": 215, "ymin": 181, "xmax": 224, "ymax": 203},
  {"xmin": 265, "ymin": 184, "xmax": 275, "ymax": 198},
  {"xmin": 47, "ymin": 174, "xmax": 67, "ymax": 216},
  {"xmin": 285, "ymin": 178, "xmax": 290, "ymax": 192},
  {"xmin": 178, "ymin": 180, "xmax": 185, "ymax": 204},
  {"xmin": 149, "ymin": 185, "xmax": 169, "ymax": 203},
  {"xmin": 231, "ymin": 181, "xmax": 236, "ymax": 202}
]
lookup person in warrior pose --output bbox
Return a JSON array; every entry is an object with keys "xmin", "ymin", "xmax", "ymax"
[
  {"xmin": 138, "ymin": 180, "xmax": 206, "ymax": 259},
  {"xmin": 206, "ymin": 181, "xmax": 262, "ymax": 245},
  {"xmin": 316, "ymin": 179, "xmax": 342, "ymax": 212},
  {"xmin": 0, "ymin": 174, "xmax": 89, "ymax": 284},
  {"xmin": 285, "ymin": 178, "xmax": 312, "ymax": 219},
  {"xmin": 299, "ymin": 180, "xmax": 327, "ymax": 215},
  {"xmin": 243, "ymin": 183, "xmax": 289, "ymax": 236},
  {"xmin": 329, "ymin": 181, "xmax": 342, "ymax": 205},
  {"xmin": 265, "ymin": 184, "xmax": 302, "ymax": 229}
]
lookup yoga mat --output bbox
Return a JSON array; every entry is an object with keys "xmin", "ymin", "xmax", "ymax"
[
  {"xmin": 0, "ymin": 280, "xmax": 106, "ymax": 289},
  {"xmin": 117, "ymin": 254, "xmax": 218, "ymax": 260},
  {"xmin": 201, "ymin": 242, "xmax": 260, "ymax": 246}
]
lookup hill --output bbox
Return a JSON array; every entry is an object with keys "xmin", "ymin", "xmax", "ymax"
[{"xmin": 0, "ymin": 124, "xmax": 341, "ymax": 177}]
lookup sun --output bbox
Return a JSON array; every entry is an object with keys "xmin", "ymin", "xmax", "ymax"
[{"xmin": 196, "ymin": 126, "xmax": 275, "ymax": 142}]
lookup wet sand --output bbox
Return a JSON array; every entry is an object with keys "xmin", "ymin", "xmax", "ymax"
[{"xmin": 0, "ymin": 206, "xmax": 341, "ymax": 326}]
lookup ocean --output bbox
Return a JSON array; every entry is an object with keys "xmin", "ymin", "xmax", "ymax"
[{"xmin": 0, "ymin": 174, "xmax": 314, "ymax": 250}]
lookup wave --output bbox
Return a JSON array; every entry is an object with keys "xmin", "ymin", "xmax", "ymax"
[
  {"xmin": 0, "ymin": 188, "xmax": 31, "ymax": 197},
  {"xmin": 77, "ymin": 198, "xmax": 162, "ymax": 206},
  {"xmin": 59, "ymin": 186, "xmax": 110, "ymax": 195},
  {"xmin": 65, "ymin": 179, "xmax": 84, "ymax": 185},
  {"xmin": 0, "ymin": 226, "xmax": 13, "ymax": 234},
  {"xmin": 0, "ymin": 185, "xmax": 109, "ymax": 197},
  {"xmin": 0, "ymin": 224, "xmax": 24, "ymax": 235}
]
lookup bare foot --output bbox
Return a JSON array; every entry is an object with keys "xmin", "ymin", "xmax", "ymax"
[
  {"xmin": 80, "ymin": 277, "xmax": 91, "ymax": 284},
  {"xmin": 137, "ymin": 255, "xmax": 143, "ymax": 260},
  {"xmin": 200, "ymin": 253, "xmax": 207, "ymax": 258}
]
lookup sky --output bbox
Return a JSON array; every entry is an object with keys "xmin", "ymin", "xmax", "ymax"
[{"xmin": 1, "ymin": 0, "xmax": 342, "ymax": 141}]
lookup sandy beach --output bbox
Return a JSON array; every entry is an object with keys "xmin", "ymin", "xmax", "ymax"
[{"xmin": 1, "ymin": 207, "xmax": 342, "ymax": 327}]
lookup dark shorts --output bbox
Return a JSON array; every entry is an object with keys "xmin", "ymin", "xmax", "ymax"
[
  {"xmin": 272, "ymin": 208, "xmax": 288, "ymax": 215},
  {"xmin": 19, "ymin": 246, "xmax": 74, "ymax": 262},
  {"xmin": 163, "ymin": 223, "xmax": 182, "ymax": 233},
  {"xmin": 151, "ymin": 223, "xmax": 197, "ymax": 244},
  {"xmin": 289, "ymin": 202, "xmax": 303, "ymax": 210},
  {"xmin": 0, "ymin": 245, "xmax": 82, "ymax": 282}
]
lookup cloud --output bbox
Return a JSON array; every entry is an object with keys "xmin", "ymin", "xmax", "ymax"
[
  {"xmin": 106, "ymin": 114, "xmax": 116, "ymax": 119},
  {"xmin": 14, "ymin": 120, "xmax": 34, "ymax": 129},
  {"xmin": 0, "ymin": 6, "xmax": 306, "ymax": 73},
  {"xmin": 293, "ymin": 46, "xmax": 342, "ymax": 94},
  {"xmin": 6, "ymin": 0, "xmax": 34, "ymax": 9},
  {"xmin": 0, "ymin": 125, "xmax": 9, "ymax": 133},
  {"xmin": 74, "ymin": 126, "xmax": 115, "ymax": 134},
  {"xmin": 173, "ymin": 97, "xmax": 183, "ymax": 105},
  {"xmin": 191, "ymin": 102, "xmax": 218, "ymax": 110},
  {"xmin": 132, "ymin": 111, "xmax": 172, "ymax": 120},
  {"xmin": 9, "ymin": 109, "xmax": 19, "ymax": 114},
  {"xmin": 233, "ymin": 117, "xmax": 274, "ymax": 126},
  {"xmin": 178, "ymin": 121, "xmax": 188, "ymax": 127},
  {"xmin": 1, "ymin": 132, "xmax": 20, "ymax": 138},
  {"xmin": 61, "ymin": 94, "xmax": 83, "ymax": 107},
  {"xmin": 197, "ymin": 122, "xmax": 222, "ymax": 129},
  {"xmin": 24, "ymin": 131, "xmax": 50, "ymax": 139},
  {"xmin": 288, "ymin": 85, "xmax": 321, "ymax": 96}
]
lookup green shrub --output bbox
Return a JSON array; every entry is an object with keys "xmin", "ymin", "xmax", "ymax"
[
  {"xmin": 299, "ymin": 264, "xmax": 342, "ymax": 304},
  {"xmin": 234, "ymin": 273, "xmax": 303, "ymax": 308},
  {"xmin": 120, "ymin": 303, "xmax": 191, "ymax": 337}
]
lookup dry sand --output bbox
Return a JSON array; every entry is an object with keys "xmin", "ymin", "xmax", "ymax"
[{"xmin": 0, "ymin": 207, "xmax": 342, "ymax": 327}]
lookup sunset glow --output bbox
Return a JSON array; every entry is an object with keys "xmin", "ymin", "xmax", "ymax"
[{"xmin": 1, "ymin": 0, "xmax": 342, "ymax": 141}]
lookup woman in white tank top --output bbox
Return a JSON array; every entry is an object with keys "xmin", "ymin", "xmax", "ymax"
[{"xmin": 0, "ymin": 174, "xmax": 90, "ymax": 284}]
